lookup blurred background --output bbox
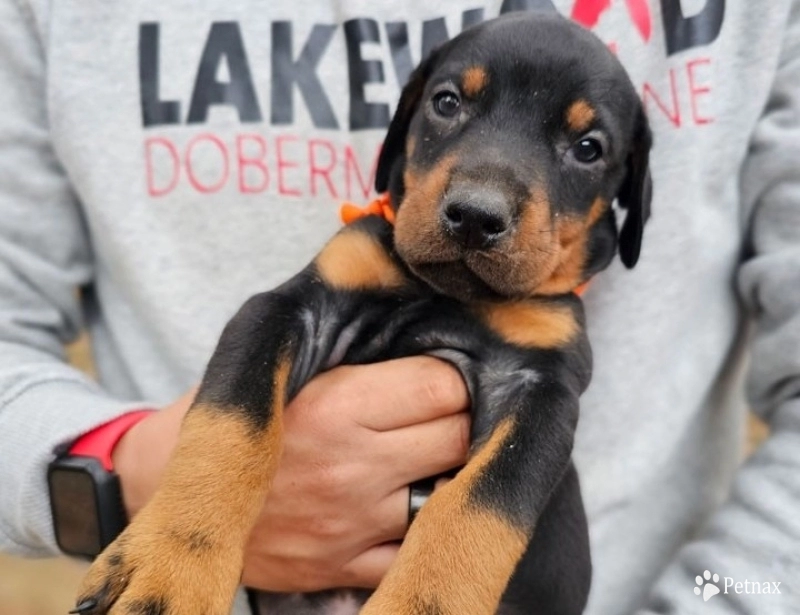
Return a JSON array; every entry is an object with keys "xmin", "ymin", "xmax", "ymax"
[
  {"xmin": 0, "ymin": 336, "xmax": 770, "ymax": 614},
  {"xmin": 0, "ymin": 556, "xmax": 85, "ymax": 615}
]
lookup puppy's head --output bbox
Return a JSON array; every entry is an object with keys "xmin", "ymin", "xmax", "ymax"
[{"xmin": 376, "ymin": 13, "xmax": 652, "ymax": 301}]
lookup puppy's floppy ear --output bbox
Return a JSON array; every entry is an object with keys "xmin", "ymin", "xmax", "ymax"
[
  {"xmin": 375, "ymin": 49, "xmax": 442, "ymax": 193},
  {"xmin": 617, "ymin": 106, "xmax": 653, "ymax": 269}
]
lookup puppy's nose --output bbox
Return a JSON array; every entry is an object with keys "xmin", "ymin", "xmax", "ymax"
[{"xmin": 441, "ymin": 195, "xmax": 512, "ymax": 250}]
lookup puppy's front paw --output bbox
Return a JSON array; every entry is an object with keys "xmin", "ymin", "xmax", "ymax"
[{"xmin": 74, "ymin": 514, "xmax": 241, "ymax": 615}]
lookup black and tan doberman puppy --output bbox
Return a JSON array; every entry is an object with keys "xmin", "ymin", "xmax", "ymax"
[{"xmin": 75, "ymin": 12, "xmax": 651, "ymax": 615}]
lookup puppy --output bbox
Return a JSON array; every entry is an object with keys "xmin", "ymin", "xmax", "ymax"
[{"xmin": 76, "ymin": 12, "xmax": 651, "ymax": 615}]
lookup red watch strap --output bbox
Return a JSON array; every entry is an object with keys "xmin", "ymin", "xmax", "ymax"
[{"xmin": 69, "ymin": 410, "xmax": 154, "ymax": 472}]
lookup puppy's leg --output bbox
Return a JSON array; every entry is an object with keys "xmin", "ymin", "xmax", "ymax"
[
  {"xmin": 75, "ymin": 291, "xmax": 305, "ymax": 615},
  {"xmin": 499, "ymin": 463, "xmax": 592, "ymax": 615},
  {"xmin": 362, "ymin": 382, "xmax": 578, "ymax": 615}
]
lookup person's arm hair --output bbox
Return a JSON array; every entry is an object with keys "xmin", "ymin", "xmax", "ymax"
[
  {"xmin": 0, "ymin": 0, "xmax": 147, "ymax": 555},
  {"xmin": 639, "ymin": 2, "xmax": 800, "ymax": 612}
]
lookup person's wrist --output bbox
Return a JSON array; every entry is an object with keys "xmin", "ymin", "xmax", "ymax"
[
  {"xmin": 111, "ymin": 414, "xmax": 157, "ymax": 518},
  {"xmin": 112, "ymin": 395, "xmax": 190, "ymax": 518}
]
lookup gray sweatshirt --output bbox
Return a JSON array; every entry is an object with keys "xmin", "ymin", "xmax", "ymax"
[{"xmin": 1, "ymin": 0, "xmax": 799, "ymax": 613}]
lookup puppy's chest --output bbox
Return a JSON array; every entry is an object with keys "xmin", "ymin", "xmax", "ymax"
[
  {"xmin": 250, "ymin": 589, "xmax": 368, "ymax": 615},
  {"xmin": 286, "ymin": 283, "xmax": 589, "ymax": 434},
  {"xmin": 287, "ymin": 286, "xmax": 545, "ymax": 396},
  {"xmin": 287, "ymin": 290, "xmax": 475, "ymax": 397}
]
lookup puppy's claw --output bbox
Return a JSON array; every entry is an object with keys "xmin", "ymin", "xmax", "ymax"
[{"xmin": 69, "ymin": 598, "xmax": 98, "ymax": 614}]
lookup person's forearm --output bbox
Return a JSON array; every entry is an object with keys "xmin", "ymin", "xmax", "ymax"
[
  {"xmin": 637, "ymin": 400, "xmax": 800, "ymax": 613},
  {"xmin": 0, "ymin": 346, "xmax": 150, "ymax": 555}
]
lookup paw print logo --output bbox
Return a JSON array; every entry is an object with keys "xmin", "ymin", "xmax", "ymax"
[{"xmin": 694, "ymin": 570, "xmax": 721, "ymax": 602}]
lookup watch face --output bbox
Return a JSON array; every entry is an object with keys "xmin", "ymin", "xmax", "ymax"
[{"xmin": 49, "ymin": 467, "xmax": 102, "ymax": 556}]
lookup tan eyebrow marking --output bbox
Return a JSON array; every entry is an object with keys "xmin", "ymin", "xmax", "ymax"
[
  {"xmin": 566, "ymin": 99, "xmax": 596, "ymax": 132},
  {"xmin": 462, "ymin": 66, "xmax": 489, "ymax": 98}
]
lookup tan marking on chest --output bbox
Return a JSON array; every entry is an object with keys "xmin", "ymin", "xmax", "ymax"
[
  {"xmin": 477, "ymin": 301, "xmax": 577, "ymax": 348},
  {"xmin": 566, "ymin": 99, "xmax": 596, "ymax": 132},
  {"xmin": 316, "ymin": 229, "xmax": 405, "ymax": 290},
  {"xmin": 462, "ymin": 66, "xmax": 489, "ymax": 98}
]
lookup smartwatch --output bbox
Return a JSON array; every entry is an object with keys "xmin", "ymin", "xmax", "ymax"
[{"xmin": 47, "ymin": 410, "xmax": 152, "ymax": 559}]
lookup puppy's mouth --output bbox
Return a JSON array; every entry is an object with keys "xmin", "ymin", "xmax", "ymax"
[
  {"xmin": 398, "ymin": 238, "xmax": 558, "ymax": 302},
  {"xmin": 412, "ymin": 259, "xmax": 504, "ymax": 301}
]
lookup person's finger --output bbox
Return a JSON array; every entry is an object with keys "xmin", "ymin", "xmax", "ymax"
[
  {"xmin": 333, "ymin": 356, "xmax": 470, "ymax": 432},
  {"xmin": 340, "ymin": 542, "xmax": 401, "ymax": 589},
  {"xmin": 369, "ymin": 475, "xmax": 456, "ymax": 547},
  {"xmin": 368, "ymin": 482, "xmax": 428, "ymax": 544},
  {"xmin": 381, "ymin": 412, "xmax": 470, "ymax": 485}
]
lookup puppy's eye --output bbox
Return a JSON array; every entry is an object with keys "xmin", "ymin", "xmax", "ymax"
[
  {"xmin": 432, "ymin": 91, "xmax": 461, "ymax": 118},
  {"xmin": 572, "ymin": 138, "xmax": 604, "ymax": 163}
]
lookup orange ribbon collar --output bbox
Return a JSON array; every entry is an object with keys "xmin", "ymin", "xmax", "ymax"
[
  {"xmin": 339, "ymin": 193, "xmax": 395, "ymax": 226},
  {"xmin": 338, "ymin": 194, "xmax": 589, "ymax": 297}
]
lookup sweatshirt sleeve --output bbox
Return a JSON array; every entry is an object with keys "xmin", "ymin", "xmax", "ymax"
[
  {"xmin": 639, "ymin": 2, "xmax": 800, "ymax": 613},
  {"xmin": 0, "ymin": 0, "xmax": 147, "ymax": 556}
]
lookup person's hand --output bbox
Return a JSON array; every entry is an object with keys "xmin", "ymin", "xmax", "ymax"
[{"xmin": 112, "ymin": 356, "xmax": 470, "ymax": 593}]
